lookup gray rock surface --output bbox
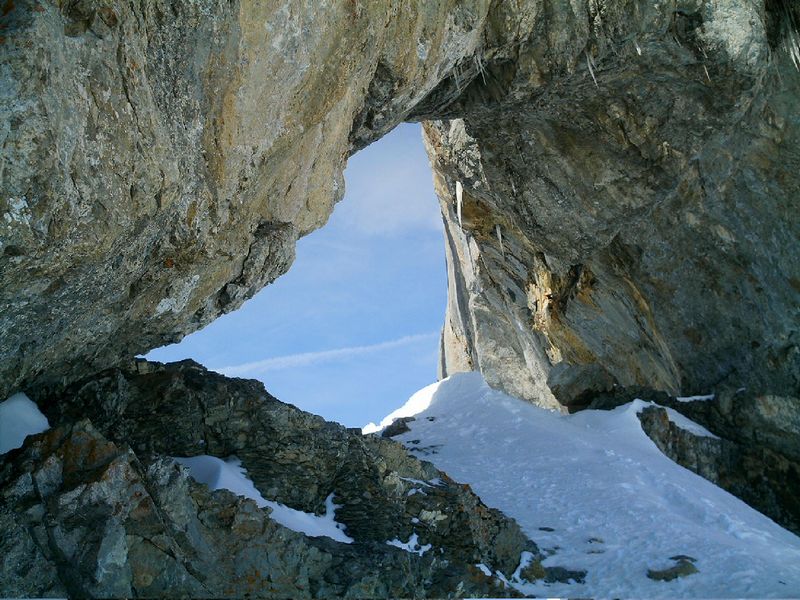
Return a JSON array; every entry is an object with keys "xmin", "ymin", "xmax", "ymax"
[
  {"xmin": 637, "ymin": 401, "xmax": 800, "ymax": 535},
  {"xmin": 1, "ymin": 359, "xmax": 560, "ymax": 598},
  {"xmin": 0, "ymin": 0, "xmax": 500, "ymax": 397},
  {"xmin": 429, "ymin": 2, "xmax": 800, "ymax": 413}
]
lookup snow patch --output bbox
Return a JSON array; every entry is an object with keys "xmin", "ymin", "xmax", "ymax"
[
  {"xmin": 400, "ymin": 476, "xmax": 441, "ymax": 488},
  {"xmin": 676, "ymin": 393, "xmax": 715, "ymax": 403},
  {"xmin": 266, "ymin": 493, "xmax": 353, "ymax": 545},
  {"xmin": 175, "ymin": 455, "xmax": 352, "ymax": 544},
  {"xmin": 362, "ymin": 379, "xmax": 441, "ymax": 433},
  {"xmin": 386, "ymin": 532, "xmax": 431, "ymax": 556},
  {"xmin": 630, "ymin": 399, "xmax": 719, "ymax": 438},
  {"xmin": 0, "ymin": 392, "xmax": 49, "ymax": 455},
  {"xmin": 662, "ymin": 405, "xmax": 718, "ymax": 439}
]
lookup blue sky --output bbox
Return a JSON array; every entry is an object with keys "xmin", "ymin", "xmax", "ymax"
[{"xmin": 146, "ymin": 123, "xmax": 447, "ymax": 427}]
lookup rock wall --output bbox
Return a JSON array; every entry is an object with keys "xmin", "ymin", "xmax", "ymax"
[
  {"xmin": 3, "ymin": 1, "xmax": 797, "ymax": 420},
  {"xmin": 426, "ymin": 1, "xmax": 800, "ymax": 413},
  {"xmin": 638, "ymin": 403, "xmax": 800, "ymax": 534},
  {"xmin": 1, "ymin": 0, "xmax": 506, "ymax": 397},
  {"xmin": 579, "ymin": 383, "xmax": 800, "ymax": 533},
  {"xmin": 422, "ymin": 0, "xmax": 800, "ymax": 528}
]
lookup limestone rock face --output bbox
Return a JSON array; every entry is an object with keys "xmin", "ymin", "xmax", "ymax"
[
  {"xmin": 0, "ymin": 0, "xmax": 504, "ymax": 397},
  {"xmin": 1, "ymin": 359, "xmax": 548, "ymax": 598},
  {"xmin": 427, "ymin": 2, "xmax": 800, "ymax": 412},
  {"xmin": 2, "ymin": 1, "xmax": 798, "ymax": 420}
]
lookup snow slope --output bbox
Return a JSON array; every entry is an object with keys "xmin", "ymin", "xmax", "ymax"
[{"xmin": 365, "ymin": 372, "xmax": 800, "ymax": 598}]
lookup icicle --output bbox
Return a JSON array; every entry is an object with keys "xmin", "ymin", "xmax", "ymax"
[
  {"xmin": 455, "ymin": 181, "xmax": 463, "ymax": 227},
  {"xmin": 790, "ymin": 28, "xmax": 800, "ymax": 71},
  {"xmin": 496, "ymin": 224, "xmax": 504, "ymax": 256},
  {"xmin": 786, "ymin": 0, "xmax": 800, "ymax": 72},
  {"xmin": 586, "ymin": 51, "xmax": 598, "ymax": 88},
  {"xmin": 475, "ymin": 52, "xmax": 487, "ymax": 84}
]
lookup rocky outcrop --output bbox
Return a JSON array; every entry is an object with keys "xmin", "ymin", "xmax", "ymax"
[
  {"xmin": 574, "ymin": 382, "xmax": 800, "ymax": 533},
  {"xmin": 646, "ymin": 556, "xmax": 699, "ymax": 582},
  {"xmin": 1, "ymin": 359, "xmax": 558, "ymax": 598},
  {"xmin": 637, "ymin": 399, "xmax": 800, "ymax": 535},
  {"xmin": 424, "ymin": 2, "xmax": 800, "ymax": 528}
]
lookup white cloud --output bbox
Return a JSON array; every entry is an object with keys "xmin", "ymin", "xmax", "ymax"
[{"xmin": 216, "ymin": 332, "xmax": 439, "ymax": 377}]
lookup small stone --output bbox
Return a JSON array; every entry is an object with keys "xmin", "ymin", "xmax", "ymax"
[
  {"xmin": 669, "ymin": 554, "xmax": 697, "ymax": 562},
  {"xmin": 544, "ymin": 566, "xmax": 587, "ymax": 584},
  {"xmin": 382, "ymin": 417, "xmax": 416, "ymax": 438},
  {"xmin": 647, "ymin": 559, "xmax": 699, "ymax": 581},
  {"xmin": 520, "ymin": 560, "xmax": 546, "ymax": 581}
]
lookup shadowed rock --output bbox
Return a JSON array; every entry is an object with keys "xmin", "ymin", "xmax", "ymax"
[{"xmin": 647, "ymin": 558, "xmax": 699, "ymax": 582}]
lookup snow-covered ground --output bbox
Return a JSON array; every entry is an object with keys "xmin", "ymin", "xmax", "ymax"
[
  {"xmin": 365, "ymin": 372, "xmax": 800, "ymax": 598},
  {"xmin": 4, "ymin": 379, "xmax": 800, "ymax": 597}
]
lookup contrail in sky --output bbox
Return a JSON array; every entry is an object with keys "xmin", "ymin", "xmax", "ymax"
[{"xmin": 216, "ymin": 332, "xmax": 439, "ymax": 377}]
